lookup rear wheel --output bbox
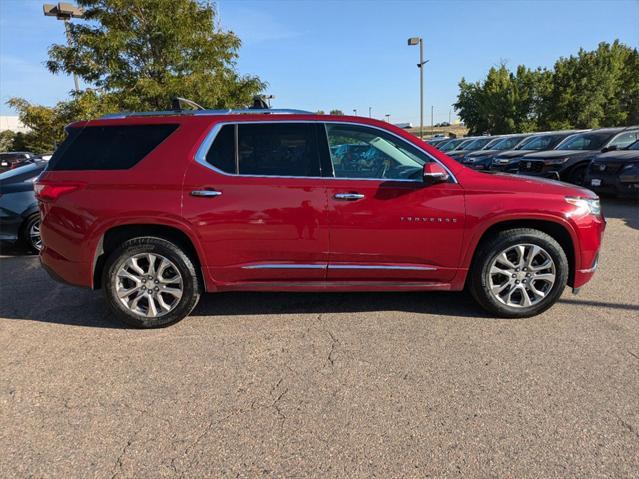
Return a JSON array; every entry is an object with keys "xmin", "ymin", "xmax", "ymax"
[
  {"xmin": 469, "ymin": 228, "xmax": 568, "ymax": 318},
  {"xmin": 103, "ymin": 237, "xmax": 201, "ymax": 328}
]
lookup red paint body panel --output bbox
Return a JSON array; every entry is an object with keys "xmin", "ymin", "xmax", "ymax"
[{"xmin": 37, "ymin": 114, "xmax": 605, "ymax": 295}]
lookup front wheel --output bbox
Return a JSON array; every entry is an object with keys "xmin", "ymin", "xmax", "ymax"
[
  {"xmin": 469, "ymin": 228, "xmax": 568, "ymax": 318},
  {"xmin": 103, "ymin": 237, "xmax": 201, "ymax": 328},
  {"xmin": 20, "ymin": 214, "xmax": 42, "ymax": 253}
]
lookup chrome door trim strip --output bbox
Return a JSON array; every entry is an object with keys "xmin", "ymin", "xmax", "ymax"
[
  {"xmin": 241, "ymin": 263, "xmax": 437, "ymax": 271},
  {"xmin": 243, "ymin": 264, "xmax": 327, "ymax": 270},
  {"xmin": 329, "ymin": 264, "xmax": 437, "ymax": 271},
  {"xmin": 193, "ymin": 120, "xmax": 458, "ymax": 183}
]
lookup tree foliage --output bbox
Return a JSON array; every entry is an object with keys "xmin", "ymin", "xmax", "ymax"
[
  {"xmin": 455, "ymin": 41, "xmax": 639, "ymax": 134},
  {"xmin": 329, "ymin": 109, "xmax": 344, "ymax": 115},
  {"xmin": 7, "ymin": 0, "xmax": 265, "ymax": 152}
]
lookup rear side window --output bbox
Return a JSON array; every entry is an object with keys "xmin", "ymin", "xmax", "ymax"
[
  {"xmin": 48, "ymin": 124, "xmax": 178, "ymax": 171},
  {"xmin": 238, "ymin": 124, "xmax": 320, "ymax": 177}
]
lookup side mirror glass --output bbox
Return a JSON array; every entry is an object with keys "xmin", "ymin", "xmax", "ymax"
[{"xmin": 423, "ymin": 163, "xmax": 450, "ymax": 184}]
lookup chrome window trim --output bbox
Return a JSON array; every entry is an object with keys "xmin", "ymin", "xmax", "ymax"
[{"xmin": 194, "ymin": 120, "xmax": 458, "ymax": 183}]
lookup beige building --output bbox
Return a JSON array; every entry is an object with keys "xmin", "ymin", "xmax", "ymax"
[{"xmin": 0, "ymin": 116, "xmax": 29, "ymax": 133}]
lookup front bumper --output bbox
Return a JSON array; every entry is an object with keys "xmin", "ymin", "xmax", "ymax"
[{"xmin": 585, "ymin": 172, "xmax": 639, "ymax": 198}]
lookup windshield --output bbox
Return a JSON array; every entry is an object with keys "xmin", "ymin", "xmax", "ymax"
[
  {"xmin": 439, "ymin": 139, "xmax": 463, "ymax": 152},
  {"xmin": 492, "ymin": 136, "xmax": 526, "ymax": 150},
  {"xmin": 0, "ymin": 161, "xmax": 45, "ymax": 181},
  {"xmin": 517, "ymin": 135, "xmax": 554, "ymax": 150},
  {"xmin": 556, "ymin": 132, "xmax": 610, "ymax": 151},
  {"xmin": 462, "ymin": 137, "xmax": 493, "ymax": 151}
]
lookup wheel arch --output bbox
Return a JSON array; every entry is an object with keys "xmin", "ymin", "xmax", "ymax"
[
  {"xmin": 464, "ymin": 217, "xmax": 578, "ymax": 288},
  {"xmin": 92, "ymin": 223, "xmax": 207, "ymax": 290}
]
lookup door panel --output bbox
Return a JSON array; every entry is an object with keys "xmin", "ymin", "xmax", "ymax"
[
  {"xmin": 182, "ymin": 121, "xmax": 329, "ymax": 286},
  {"xmin": 326, "ymin": 180, "xmax": 465, "ymax": 281},
  {"xmin": 183, "ymin": 164, "xmax": 328, "ymax": 284},
  {"xmin": 321, "ymin": 121, "xmax": 465, "ymax": 282}
]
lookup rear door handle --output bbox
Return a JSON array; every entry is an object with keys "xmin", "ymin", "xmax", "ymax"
[
  {"xmin": 191, "ymin": 190, "xmax": 222, "ymax": 197},
  {"xmin": 334, "ymin": 193, "xmax": 365, "ymax": 201}
]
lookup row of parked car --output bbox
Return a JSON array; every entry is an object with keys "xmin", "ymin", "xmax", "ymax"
[{"xmin": 428, "ymin": 126, "xmax": 639, "ymax": 197}]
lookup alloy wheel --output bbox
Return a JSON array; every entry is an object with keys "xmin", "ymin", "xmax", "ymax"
[
  {"xmin": 29, "ymin": 219, "xmax": 42, "ymax": 251},
  {"xmin": 488, "ymin": 243, "xmax": 556, "ymax": 308},
  {"xmin": 114, "ymin": 253, "xmax": 183, "ymax": 318}
]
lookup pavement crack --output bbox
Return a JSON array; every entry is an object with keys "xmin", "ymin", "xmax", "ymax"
[
  {"xmin": 628, "ymin": 350, "xmax": 639, "ymax": 361},
  {"xmin": 617, "ymin": 416, "xmax": 639, "ymax": 440},
  {"xmin": 326, "ymin": 330, "xmax": 339, "ymax": 367}
]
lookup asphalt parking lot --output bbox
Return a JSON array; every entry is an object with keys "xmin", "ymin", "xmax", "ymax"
[{"xmin": 1, "ymin": 199, "xmax": 638, "ymax": 478}]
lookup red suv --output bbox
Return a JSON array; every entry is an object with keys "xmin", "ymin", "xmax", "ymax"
[{"xmin": 35, "ymin": 109, "xmax": 604, "ymax": 328}]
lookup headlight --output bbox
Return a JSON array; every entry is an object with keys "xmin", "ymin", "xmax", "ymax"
[
  {"xmin": 463, "ymin": 157, "xmax": 475, "ymax": 163},
  {"xmin": 565, "ymin": 196, "xmax": 601, "ymax": 217},
  {"xmin": 622, "ymin": 162, "xmax": 639, "ymax": 171},
  {"xmin": 544, "ymin": 157, "xmax": 570, "ymax": 165}
]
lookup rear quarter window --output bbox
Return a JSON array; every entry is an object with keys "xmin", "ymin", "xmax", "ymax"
[{"xmin": 48, "ymin": 124, "xmax": 179, "ymax": 171}]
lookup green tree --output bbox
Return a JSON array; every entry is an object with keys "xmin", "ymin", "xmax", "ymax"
[
  {"xmin": 329, "ymin": 109, "xmax": 344, "ymax": 115},
  {"xmin": 0, "ymin": 130, "xmax": 16, "ymax": 151},
  {"xmin": 541, "ymin": 41, "xmax": 639, "ymax": 129},
  {"xmin": 47, "ymin": 0, "xmax": 265, "ymax": 111},
  {"xmin": 8, "ymin": 0, "xmax": 265, "ymax": 152},
  {"xmin": 456, "ymin": 41, "xmax": 639, "ymax": 133}
]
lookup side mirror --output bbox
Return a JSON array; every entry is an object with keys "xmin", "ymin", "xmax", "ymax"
[
  {"xmin": 602, "ymin": 145, "xmax": 618, "ymax": 153},
  {"xmin": 423, "ymin": 163, "xmax": 450, "ymax": 184}
]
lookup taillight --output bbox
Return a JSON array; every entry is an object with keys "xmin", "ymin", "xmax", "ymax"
[{"xmin": 34, "ymin": 181, "xmax": 85, "ymax": 201}]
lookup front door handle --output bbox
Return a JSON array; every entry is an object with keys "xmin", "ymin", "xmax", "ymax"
[
  {"xmin": 334, "ymin": 193, "xmax": 365, "ymax": 201},
  {"xmin": 191, "ymin": 190, "xmax": 222, "ymax": 197}
]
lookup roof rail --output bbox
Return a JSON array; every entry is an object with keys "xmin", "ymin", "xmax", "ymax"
[{"xmin": 100, "ymin": 108, "xmax": 313, "ymax": 120}]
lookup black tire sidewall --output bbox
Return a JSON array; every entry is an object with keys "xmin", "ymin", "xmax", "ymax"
[
  {"xmin": 470, "ymin": 230, "xmax": 568, "ymax": 318},
  {"xmin": 103, "ymin": 237, "xmax": 201, "ymax": 328}
]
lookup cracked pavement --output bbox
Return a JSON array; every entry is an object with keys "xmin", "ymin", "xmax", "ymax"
[{"xmin": 1, "ymin": 199, "xmax": 638, "ymax": 478}]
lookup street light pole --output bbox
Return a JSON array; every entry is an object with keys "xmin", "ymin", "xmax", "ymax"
[
  {"xmin": 43, "ymin": 3, "xmax": 84, "ymax": 93},
  {"xmin": 353, "ymin": 109, "xmax": 357, "ymax": 116},
  {"xmin": 385, "ymin": 114, "xmax": 390, "ymax": 123},
  {"xmin": 408, "ymin": 37, "xmax": 428, "ymax": 139},
  {"xmin": 369, "ymin": 107, "xmax": 372, "ymax": 118}
]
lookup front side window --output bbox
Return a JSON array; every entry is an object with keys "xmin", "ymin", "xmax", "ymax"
[{"xmin": 325, "ymin": 123, "xmax": 430, "ymax": 180}]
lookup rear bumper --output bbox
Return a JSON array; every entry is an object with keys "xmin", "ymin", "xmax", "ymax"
[{"xmin": 40, "ymin": 245, "xmax": 92, "ymax": 288}]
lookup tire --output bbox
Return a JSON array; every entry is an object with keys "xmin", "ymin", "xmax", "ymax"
[
  {"xmin": 102, "ymin": 237, "xmax": 201, "ymax": 328},
  {"xmin": 468, "ymin": 228, "xmax": 568, "ymax": 318},
  {"xmin": 19, "ymin": 213, "xmax": 42, "ymax": 253},
  {"xmin": 566, "ymin": 164, "xmax": 587, "ymax": 186}
]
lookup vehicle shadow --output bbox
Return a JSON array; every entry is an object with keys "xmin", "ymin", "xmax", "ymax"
[
  {"xmin": 0, "ymin": 253, "xmax": 491, "ymax": 328},
  {"xmin": 601, "ymin": 197, "xmax": 639, "ymax": 230},
  {"xmin": 193, "ymin": 290, "xmax": 487, "ymax": 319}
]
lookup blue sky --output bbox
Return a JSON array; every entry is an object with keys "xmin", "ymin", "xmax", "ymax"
[{"xmin": 1, "ymin": 0, "xmax": 638, "ymax": 124}]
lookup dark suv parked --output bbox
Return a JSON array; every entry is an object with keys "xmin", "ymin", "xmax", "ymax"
[
  {"xmin": 492, "ymin": 131, "xmax": 582, "ymax": 173},
  {"xmin": 518, "ymin": 127, "xmax": 639, "ymax": 185},
  {"xmin": 584, "ymin": 140, "xmax": 639, "ymax": 197}
]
